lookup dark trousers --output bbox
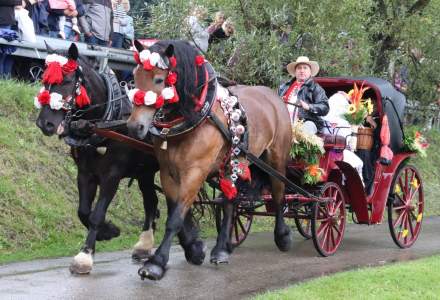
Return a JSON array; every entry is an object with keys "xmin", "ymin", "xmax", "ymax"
[
  {"xmin": 111, "ymin": 32, "xmax": 124, "ymax": 48},
  {"xmin": 0, "ymin": 25, "xmax": 14, "ymax": 79},
  {"xmin": 85, "ymin": 34, "xmax": 108, "ymax": 46}
]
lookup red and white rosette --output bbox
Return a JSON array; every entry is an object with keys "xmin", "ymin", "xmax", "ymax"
[{"xmin": 128, "ymin": 87, "xmax": 179, "ymax": 108}]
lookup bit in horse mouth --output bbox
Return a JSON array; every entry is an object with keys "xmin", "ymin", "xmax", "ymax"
[{"xmin": 56, "ymin": 122, "xmax": 65, "ymax": 136}]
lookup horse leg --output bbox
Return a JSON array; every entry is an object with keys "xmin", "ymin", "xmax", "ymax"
[
  {"xmin": 132, "ymin": 171, "xmax": 158, "ymax": 261},
  {"xmin": 176, "ymin": 206, "xmax": 205, "ymax": 265},
  {"xmin": 210, "ymin": 200, "xmax": 235, "ymax": 264},
  {"xmin": 70, "ymin": 176, "xmax": 121, "ymax": 274},
  {"xmin": 138, "ymin": 169, "xmax": 205, "ymax": 280},
  {"xmin": 266, "ymin": 149, "xmax": 292, "ymax": 251},
  {"xmin": 77, "ymin": 171, "xmax": 97, "ymax": 229}
]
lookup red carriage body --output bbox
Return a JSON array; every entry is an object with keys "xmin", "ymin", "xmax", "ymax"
[{"xmin": 224, "ymin": 77, "xmax": 424, "ymax": 255}]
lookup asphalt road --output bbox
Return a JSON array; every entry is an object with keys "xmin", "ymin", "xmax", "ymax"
[{"xmin": 1, "ymin": 217, "xmax": 439, "ymax": 300}]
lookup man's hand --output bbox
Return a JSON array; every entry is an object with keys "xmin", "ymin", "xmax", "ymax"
[{"xmin": 300, "ymin": 100, "xmax": 310, "ymax": 110}]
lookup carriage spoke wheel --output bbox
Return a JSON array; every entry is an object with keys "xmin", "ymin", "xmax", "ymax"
[
  {"xmin": 311, "ymin": 182, "xmax": 346, "ymax": 257},
  {"xmin": 388, "ymin": 165, "xmax": 424, "ymax": 248},
  {"xmin": 294, "ymin": 205, "xmax": 312, "ymax": 239},
  {"xmin": 215, "ymin": 204, "xmax": 254, "ymax": 248}
]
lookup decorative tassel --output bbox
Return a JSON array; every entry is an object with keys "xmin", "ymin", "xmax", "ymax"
[
  {"xmin": 143, "ymin": 60, "xmax": 154, "ymax": 71},
  {"xmin": 134, "ymin": 52, "xmax": 141, "ymax": 65},
  {"xmin": 75, "ymin": 85, "xmax": 91, "ymax": 108},
  {"xmin": 220, "ymin": 178, "xmax": 237, "ymax": 200},
  {"xmin": 37, "ymin": 90, "xmax": 51, "ymax": 106},
  {"xmin": 169, "ymin": 56, "xmax": 177, "ymax": 68},
  {"xmin": 42, "ymin": 62, "xmax": 64, "ymax": 84}
]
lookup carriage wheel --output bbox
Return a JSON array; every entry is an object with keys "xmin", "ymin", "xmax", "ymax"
[
  {"xmin": 311, "ymin": 182, "xmax": 346, "ymax": 257},
  {"xmin": 388, "ymin": 164, "xmax": 424, "ymax": 248},
  {"xmin": 294, "ymin": 205, "xmax": 312, "ymax": 239},
  {"xmin": 215, "ymin": 204, "xmax": 253, "ymax": 248}
]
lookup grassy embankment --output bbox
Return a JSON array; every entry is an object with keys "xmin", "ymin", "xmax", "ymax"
[{"xmin": 0, "ymin": 79, "xmax": 439, "ymax": 264}]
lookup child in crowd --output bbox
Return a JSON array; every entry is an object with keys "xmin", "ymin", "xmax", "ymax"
[{"xmin": 48, "ymin": 0, "xmax": 80, "ymax": 39}]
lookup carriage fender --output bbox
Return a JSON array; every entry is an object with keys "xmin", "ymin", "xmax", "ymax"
[{"xmin": 334, "ymin": 161, "xmax": 370, "ymax": 224}]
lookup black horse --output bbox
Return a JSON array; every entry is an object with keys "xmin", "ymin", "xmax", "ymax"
[{"xmin": 35, "ymin": 43, "xmax": 159, "ymax": 274}]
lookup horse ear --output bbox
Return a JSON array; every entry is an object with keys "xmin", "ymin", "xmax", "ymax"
[
  {"xmin": 68, "ymin": 43, "xmax": 79, "ymax": 60},
  {"xmin": 44, "ymin": 41, "xmax": 55, "ymax": 54},
  {"xmin": 134, "ymin": 40, "xmax": 144, "ymax": 53},
  {"xmin": 165, "ymin": 44, "xmax": 174, "ymax": 58}
]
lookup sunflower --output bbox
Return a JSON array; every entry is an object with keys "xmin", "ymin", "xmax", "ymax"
[{"xmin": 347, "ymin": 104, "xmax": 356, "ymax": 114}]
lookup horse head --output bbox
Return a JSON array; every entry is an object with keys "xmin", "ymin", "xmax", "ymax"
[
  {"xmin": 127, "ymin": 39, "xmax": 206, "ymax": 140},
  {"xmin": 35, "ymin": 43, "xmax": 97, "ymax": 136}
]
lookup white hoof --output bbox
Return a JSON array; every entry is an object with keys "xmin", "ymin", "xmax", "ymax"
[
  {"xmin": 132, "ymin": 230, "xmax": 154, "ymax": 260},
  {"xmin": 69, "ymin": 252, "xmax": 93, "ymax": 274}
]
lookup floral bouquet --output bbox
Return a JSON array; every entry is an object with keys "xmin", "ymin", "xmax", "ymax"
[
  {"xmin": 403, "ymin": 129, "xmax": 429, "ymax": 157},
  {"xmin": 344, "ymin": 82, "xmax": 374, "ymax": 125},
  {"xmin": 290, "ymin": 121, "xmax": 325, "ymax": 184}
]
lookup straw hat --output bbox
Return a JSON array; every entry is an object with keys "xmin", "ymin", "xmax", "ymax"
[{"xmin": 287, "ymin": 56, "xmax": 320, "ymax": 77}]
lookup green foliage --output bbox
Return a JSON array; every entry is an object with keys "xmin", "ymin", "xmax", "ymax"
[{"xmin": 134, "ymin": 0, "xmax": 438, "ymax": 108}]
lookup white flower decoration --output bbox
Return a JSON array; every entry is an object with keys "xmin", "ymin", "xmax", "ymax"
[
  {"xmin": 34, "ymin": 97, "xmax": 41, "ymax": 109},
  {"xmin": 45, "ymin": 54, "xmax": 68, "ymax": 66},
  {"xmin": 139, "ymin": 50, "xmax": 151, "ymax": 63},
  {"xmin": 161, "ymin": 87, "xmax": 175, "ymax": 100},
  {"xmin": 127, "ymin": 88, "xmax": 139, "ymax": 103},
  {"xmin": 149, "ymin": 52, "xmax": 160, "ymax": 66},
  {"xmin": 49, "ymin": 92, "xmax": 64, "ymax": 110},
  {"xmin": 144, "ymin": 91, "xmax": 158, "ymax": 106}
]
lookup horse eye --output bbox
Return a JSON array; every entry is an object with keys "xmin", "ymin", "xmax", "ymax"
[{"xmin": 153, "ymin": 78, "xmax": 164, "ymax": 85}]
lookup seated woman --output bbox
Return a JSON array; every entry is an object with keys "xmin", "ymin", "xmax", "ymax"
[
  {"xmin": 322, "ymin": 92, "xmax": 365, "ymax": 185},
  {"xmin": 278, "ymin": 56, "xmax": 329, "ymax": 135}
]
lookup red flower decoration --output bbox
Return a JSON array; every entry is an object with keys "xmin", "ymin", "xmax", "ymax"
[
  {"xmin": 237, "ymin": 162, "xmax": 251, "ymax": 182},
  {"xmin": 63, "ymin": 59, "xmax": 78, "ymax": 74},
  {"xmin": 134, "ymin": 52, "xmax": 141, "ymax": 65},
  {"xmin": 133, "ymin": 90, "xmax": 146, "ymax": 106},
  {"xmin": 143, "ymin": 60, "xmax": 154, "ymax": 71},
  {"xmin": 167, "ymin": 86, "xmax": 180, "ymax": 104},
  {"xmin": 195, "ymin": 55, "xmax": 205, "ymax": 66},
  {"xmin": 38, "ymin": 90, "xmax": 51, "ymax": 106},
  {"xmin": 42, "ymin": 62, "xmax": 64, "ymax": 84},
  {"xmin": 166, "ymin": 71, "xmax": 177, "ymax": 85},
  {"xmin": 169, "ymin": 56, "xmax": 177, "ymax": 68},
  {"xmin": 75, "ymin": 85, "xmax": 91, "ymax": 108},
  {"xmin": 155, "ymin": 95, "xmax": 164, "ymax": 109}
]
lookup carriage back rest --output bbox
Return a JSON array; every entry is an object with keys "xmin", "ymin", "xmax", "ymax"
[{"xmin": 320, "ymin": 134, "xmax": 346, "ymax": 151}]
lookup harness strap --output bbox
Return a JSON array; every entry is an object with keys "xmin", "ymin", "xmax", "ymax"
[
  {"xmin": 93, "ymin": 128, "xmax": 154, "ymax": 155},
  {"xmin": 208, "ymin": 111, "xmax": 318, "ymax": 199}
]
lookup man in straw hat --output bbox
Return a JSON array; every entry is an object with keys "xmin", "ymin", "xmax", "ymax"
[{"xmin": 278, "ymin": 56, "xmax": 329, "ymax": 134}]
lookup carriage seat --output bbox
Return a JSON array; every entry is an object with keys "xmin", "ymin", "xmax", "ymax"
[{"xmin": 319, "ymin": 134, "xmax": 346, "ymax": 151}]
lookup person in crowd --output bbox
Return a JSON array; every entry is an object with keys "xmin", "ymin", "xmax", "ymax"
[
  {"xmin": 207, "ymin": 11, "xmax": 224, "ymax": 35},
  {"xmin": 63, "ymin": 0, "xmax": 85, "ymax": 40},
  {"xmin": 82, "ymin": 0, "xmax": 113, "ymax": 46},
  {"xmin": 278, "ymin": 56, "xmax": 329, "ymax": 134},
  {"xmin": 111, "ymin": 0, "xmax": 129, "ymax": 48},
  {"xmin": 47, "ymin": 0, "xmax": 80, "ymax": 39},
  {"xmin": 24, "ymin": 0, "xmax": 49, "ymax": 35},
  {"xmin": 186, "ymin": 6, "xmax": 209, "ymax": 52},
  {"xmin": 208, "ymin": 18, "xmax": 234, "ymax": 45},
  {"xmin": 14, "ymin": 0, "xmax": 37, "ymax": 42},
  {"xmin": 0, "ymin": 0, "xmax": 22, "ymax": 79}
]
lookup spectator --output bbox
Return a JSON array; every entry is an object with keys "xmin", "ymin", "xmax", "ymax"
[
  {"xmin": 83, "ymin": 0, "xmax": 113, "ymax": 46},
  {"xmin": 186, "ymin": 6, "xmax": 209, "ymax": 52},
  {"xmin": 393, "ymin": 65, "xmax": 409, "ymax": 94},
  {"xmin": 208, "ymin": 18, "xmax": 234, "ymax": 45},
  {"xmin": 120, "ymin": 13, "xmax": 133, "ymax": 49},
  {"xmin": 63, "ymin": 0, "xmax": 85, "ymax": 41},
  {"xmin": 0, "ymin": 0, "xmax": 22, "ymax": 79},
  {"xmin": 15, "ymin": 1, "xmax": 37, "ymax": 42},
  {"xmin": 24, "ymin": 0, "xmax": 49, "ymax": 35},
  {"xmin": 111, "ymin": 0, "xmax": 129, "ymax": 48},
  {"xmin": 47, "ymin": 0, "xmax": 79, "ymax": 39},
  {"xmin": 207, "ymin": 11, "xmax": 224, "ymax": 35}
]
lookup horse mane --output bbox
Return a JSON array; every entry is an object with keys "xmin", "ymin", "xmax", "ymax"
[{"xmin": 149, "ymin": 40, "xmax": 208, "ymax": 123}]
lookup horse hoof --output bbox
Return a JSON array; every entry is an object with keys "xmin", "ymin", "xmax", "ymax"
[
  {"xmin": 96, "ymin": 221, "xmax": 120, "ymax": 241},
  {"xmin": 69, "ymin": 252, "xmax": 93, "ymax": 275},
  {"xmin": 132, "ymin": 249, "xmax": 154, "ymax": 262},
  {"xmin": 138, "ymin": 262, "xmax": 165, "ymax": 281},
  {"xmin": 184, "ymin": 240, "xmax": 206, "ymax": 265},
  {"xmin": 275, "ymin": 228, "xmax": 292, "ymax": 252},
  {"xmin": 210, "ymin": 250, "xmax": 230, "ymax": 265}
]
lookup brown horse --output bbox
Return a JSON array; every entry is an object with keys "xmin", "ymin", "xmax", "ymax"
[{"xmin": 127, "ymin": 40, "xmax": 292, "ymax": 280}]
